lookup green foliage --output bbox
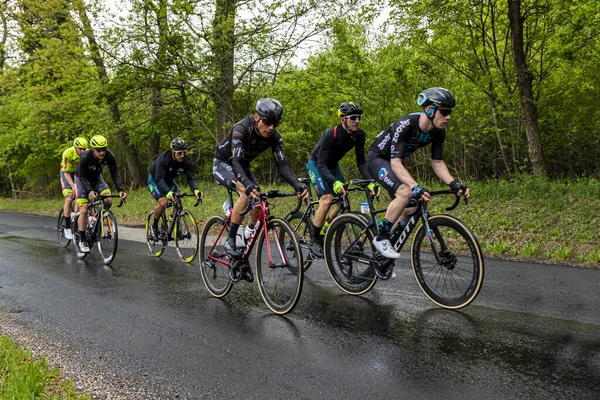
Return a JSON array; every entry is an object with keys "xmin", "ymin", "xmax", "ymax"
[{"xmin": 0, "ymin": 335, "xmax": 90, "ymax": 399}]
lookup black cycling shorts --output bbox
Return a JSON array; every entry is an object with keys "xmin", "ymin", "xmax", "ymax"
[
  {"xmin": 367, "ymin": 153, "xmax": 402, "ymax": 200},
  {"xmin": 212, "ymin": 158, "xmax": 259, "ymax": 191}
]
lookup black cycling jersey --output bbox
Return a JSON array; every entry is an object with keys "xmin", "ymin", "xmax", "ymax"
[
  {"xmin": 76, "ymin": 149, "xmax": 124, "ymax": 193},
  {"xmin": 309, "ymin": 124, "xmax": 371, "ymax": 186},
  {"xmin": 368, "ymin": 113, "xmax": 446, "ymax": 160},
  {"xmin": 149, "ymin": 150, "xmax": 198, "ymax": 195},
  {"xmin": 213, "ymin": 115, "xmax": 301, "ymax": 191}
]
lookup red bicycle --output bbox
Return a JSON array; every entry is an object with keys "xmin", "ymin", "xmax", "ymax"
[{"xmin": 199, "ymin": 189, "xmax": 304, "ymax": 315}]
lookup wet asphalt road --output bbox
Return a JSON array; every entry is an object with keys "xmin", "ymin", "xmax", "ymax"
[{"xmin": 0, "ymin": 211, "xmax": 599, "ymax": 399}]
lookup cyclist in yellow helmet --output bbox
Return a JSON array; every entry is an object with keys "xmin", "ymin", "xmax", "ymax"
[
  {"xmin": 59, "ymin": 137, "xmax": 88, "ymax": 239},
  {"xmin": 73, "ymin": 135, "xmax": 126, "ymax": 253}
]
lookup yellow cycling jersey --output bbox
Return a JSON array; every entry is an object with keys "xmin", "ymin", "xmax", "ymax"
[{"xmin": 60, "ymin": 146, "xmax": 80, "ymax": 172}]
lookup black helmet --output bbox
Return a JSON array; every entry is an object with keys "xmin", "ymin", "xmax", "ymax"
[
  {"xmin": 338, "ymin": 101, "xmax": 363, "ymax": 117},
  {"xmin": 417, "ymin": 87, "xmax": 456, "ymax": 108},
  {"xmin": 170, "ymin": 137, "xmax": 187, "ymax": 151},
  {"xmin": 256, "ymin": 98, "xmax": 283, "ymax": 122}
]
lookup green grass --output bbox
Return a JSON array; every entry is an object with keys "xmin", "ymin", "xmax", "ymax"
[
  {"xmin": 0, "ymin": 335, "xmax": 90, "ymax": 399},
  {"xmin": 0, "ymin": 176, "xmax": 599, "ymax": 267}
]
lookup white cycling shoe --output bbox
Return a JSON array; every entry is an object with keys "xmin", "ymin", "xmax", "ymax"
[
  {"xmin": 64, "ymin": 228, "xmax": 73, "ymax": 240},
  {"xmin": 373, "ymin": 238, "xmax": 401, "ymax": 259}
]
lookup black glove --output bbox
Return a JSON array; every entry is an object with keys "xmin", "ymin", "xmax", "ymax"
[
  {"xmin": 295, "ymin": 184, "xmax": 307, "ymax": 194},
  {"xmin": 449, "ymin": 180, "xmax": 468, "ymax": 193},
  {"xmin": 411, "ymin": 184, "xmax": 428, "ymax": 200},
  {"xmin": 245, "ymin": 183, "xmax": 259, "ymax": 195}
]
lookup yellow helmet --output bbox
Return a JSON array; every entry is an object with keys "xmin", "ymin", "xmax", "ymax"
[
  {"xmin": 90, "ymin": 135, "xmax": 108, "ymax": 149},
  {"xmin": 73, "ymin": 137, "xmax": 88, "ymax": 149}
]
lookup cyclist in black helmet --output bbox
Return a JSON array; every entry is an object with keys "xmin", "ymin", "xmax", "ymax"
[
  {"xmin": 147, "ymin": 137, "xmax": 203, "ymax": 241},
  {"xmin": 306, "ymin": 101, "xmax": 377, "ymax": 257},
  {"xmin": 367, "ymin": 87, "xmax": 469, "ymax": 265},
  {"xmin": 213, "ymin": 98, "xmax": 308, "ymax": 280}
]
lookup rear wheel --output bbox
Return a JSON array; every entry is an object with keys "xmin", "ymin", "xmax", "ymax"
[
  {"xmin": 145, "ymin": 211, "xmax": 167, "ymax": 257},
  {"xmin": 199, "ymin": 215, "xmax": 233, "ymax": 297},
  {"xmin": 411, "ymin": 214, "xmax": 484, "ymax": 309},
  {"xmin": 175, "ymin": 210, "xmax": 199, "ymax": 263},
  {"xmin": 324, "ymin": 213, "xmax": 377, "ymax": 295},
  {"xmin": 57, "ymin": 208, "xmax": 71, "ymax": 248},
  {"xmin": 97, "ymin": 210, "xmax": 118, "ymax": 265},
  {"xmin": 255, "ymin": 217, "xmax": 303, "ymax": 315}
]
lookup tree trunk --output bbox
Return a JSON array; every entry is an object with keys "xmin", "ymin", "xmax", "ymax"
[
  {"xmin": 73, "ymin": 0, "xmax": 144, "ymax": 186},
  {"xmin": 0, "ymin": 4, "xmax": 7, "ymax": 74},
  {"xmin": 508, "ymin": 0, "xmax": 547, "ymax": 177},
  {"xmin": 211, "ymin": 0, "xmax": 237, "ymax": 139}
]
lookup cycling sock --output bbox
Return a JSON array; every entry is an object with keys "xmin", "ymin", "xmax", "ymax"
[
  {"xmin": 152, "ymin": 217, "xmax": 159, "ymax": 230},
  {"xmin": 229, "ymin": 222, "xmax": 240, "ymax": 240},
  {"xmin": 377, "ymin": 219, "xmax": 393, "ymax": 240},
  {"xmin": 311, "ymin": 223, "xmax": 322, "ymax": 240}
]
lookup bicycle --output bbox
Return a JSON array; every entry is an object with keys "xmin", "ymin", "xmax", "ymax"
[
  {"xmin": 145, "ymin": 193, "xmax": 201, "ymax": 263},
  {"xmin": 199, "ymin": 188, "xmax": 303, "ymax": 315},
  {"xmin": 284, "ymin": 178, "xmax": 368, "ymax": 272},
  {"xmin": 71, "ymin": 194, "xmax": 125, "ymax": 265},
  {"xmin": 323, "ymin": 181, "xmax": 484, "ymax": 310},
  {"xmin": 57, "ymin": 194, "xmax": 75, "ymax": 248}
]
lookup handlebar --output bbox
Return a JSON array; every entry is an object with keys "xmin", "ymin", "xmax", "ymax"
[
  {"xmin": 406, "ymin": 189, "xmax": 467, "ymax": 217},
  {"xmin": 239, "ymin": 189, "xmax": 298, "ymax": 216},
  {"xmin": 172, "ymin": 192, "xmax": 201, "ymax": 207},
  {"xmin": 90, "ymin": 194, "xmax": 125, "ymax": 208}
]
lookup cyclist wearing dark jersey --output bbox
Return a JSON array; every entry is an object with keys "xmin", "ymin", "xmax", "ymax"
[
  {"xmin": 74, "ymin": 135, "xmax": 127, "ymax": 253},
  {"xmin": 306, "ymin": 101, "xmax": 377, "ymax": 257},
  {"xmin": 212, "ymin": 98, "xmax": 307, "ymax": 279},
  {"xmin": 60, "ymin": 137, "xmax": 88, "ymax": 240},
  {"xmin": 367, "ymin": 87, "xmax": 469, "ymax": 261},
  {"xmin": 147, "ymin": 137, "xmax": 203, "ymax": 241}
]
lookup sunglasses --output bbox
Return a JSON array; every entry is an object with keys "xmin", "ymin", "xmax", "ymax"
[
  {"xmin": 437, "ymin": 108, "xmax": 452, "ymax": 116},
  {"xmin": 261, "ymin": 118, "xmax": 280, "ymax": 127},
  {"xmin": 94, "ymin": 147, "xmax": 107, "ymax": 153},
  {"xmin": 174, "ymin": 150, "xmax": 186, "ymax": 156},
  {"xmin": 345, "ymin": 115, "xmax": 361, "ymax": 121}
]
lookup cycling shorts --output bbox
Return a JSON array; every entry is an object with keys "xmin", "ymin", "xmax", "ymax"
[
  {"xmin": 306, "ymin": 159, "xmax": 344, "ymax": 197},
  {"xmin": 74, "ymin": 175, "xmax": 110, "ymax": 206},
  {"xmin": 212, "ymin": 158, "xmax": 258, "ymax": 191},
  {"xmin": 147, "ymin": 175, "xmax": 180, "ymax": 201},
  {"xmin": 367, "ymin": 153, "xmax": 402, "ymax": 200},
  {"xmin": 60, "ymin": 171, "xmax": 75, "ymax": 197}
]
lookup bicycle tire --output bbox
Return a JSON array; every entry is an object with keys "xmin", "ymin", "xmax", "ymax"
[
  {"xmin": 145, "ymin": 211, "xmax": 167, "ymax": 257},
  {"xmin": 284, "ymin": 211, "xmax": 312, "ymax": 272},
  {"xmin": 57, "ymin": 208, "xmax": 71, "ymax": 248},
  {"xmin": 175, "ymin": 210, "xmax": 199, "ymax": 263},
  {"xmin": 323, "ymin": 213, "xmax": 377, "ymax": 295},
  {"xmin": 97, "ymin": 210, "xmax": 118, "ymax": 265},
  {"xmin": 199, "ymin": 215, "xmax": 233, "ymax": 298},
  {"xmin": 411, "ymin": 214, "xmax": 484, "ymax": 309},
  {"xmin": 255, "ymin": 217, "xmax": 303, "ymax": 314}
]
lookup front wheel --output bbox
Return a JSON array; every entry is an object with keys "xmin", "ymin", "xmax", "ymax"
[
  {"xmin": 146, "ymin": 211, "xmax": 167, "ymax": 257},
  {"xmin": 199, "ymin": 215, "xmax": 233, "ymax": 298},
  {"xmin": 323, "ymin": 213, "xmax": 377, "ymax": 295},
  {"xmin": 174, "ymin": 210, "xmax": 199, "ymax": 263},
  {"xmin": 284, "ymin": 211, "xmax": 312, "ymax": 272},
  {"xmin": 57, "ymin": 208, "xmax": 71, "ymax": 248},
  {"xmin": 97, "ymin": 210, "xmax": 118, "ymax": 265},
  {"xmin": 411, "ymin": 214, "xmax": 484, "ymax": 309},
  {"xmin": 255, "ymin": 217, "xmax": 303, "ymax": 315}
]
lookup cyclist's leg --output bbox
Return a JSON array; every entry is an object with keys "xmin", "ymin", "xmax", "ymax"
[
  {"xmin": 148, "ymin": 175, "xmax": 168, "ymax": 231},
  {"xmin": 74, "ymin": 176, "xmax": 90, "ymax": 252},
  {"xmin": 213, "ymin": 159, "xmax": 246, "ymax": 257},
  {"xmin": 367, "ymin": 156, "xmax": 405, "ymax": 259},
  {"xmin": 60, "ymin": 171, "xmax": 74, "ymax": 220},
  {"xmin": 324, "ymin": 165, "xmax": 345, "ymax": 223},
  {"xmin": 96, "ymin": 176, "xmax": 112, "ymax": 209},
  {"xmin": 307, "ymin": 160, "xmax": 334, "ymax": 255}
]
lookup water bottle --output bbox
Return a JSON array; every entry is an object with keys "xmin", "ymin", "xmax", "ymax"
[
  {"xmin": 236, "ymin": 225, "xmax": 246, "ymax": 248},
  {"xmin": 223, "ymin": 199, "xmax": 231, "ymax": 217}
]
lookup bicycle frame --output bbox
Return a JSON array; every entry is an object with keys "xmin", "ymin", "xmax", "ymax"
[
  {"xmin": 161, "ymin": 194, "xmax": 200, "ymax": 240},
  {"xmin": 82, "ymin": 195, "xmax": 124, "ymax": 244}
]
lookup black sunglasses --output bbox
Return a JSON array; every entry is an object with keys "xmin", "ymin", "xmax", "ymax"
[
  {"xmin": 437, "ymin": 108, "xmax": 452, "ymax": 116},
  {"xmin": 174, "ymin": 150, "xmax": 186, "ymax": 156},
  {"xmin": 94, "ymin": 147, "xmax": 107, "ymax": 153},
  {"xmin": 345, "ymin": 115, "xmax": 361, "ymax": 121},
  {"xmin": 261, "ymin": 118, "xmax": 280, "ymax": 127}
]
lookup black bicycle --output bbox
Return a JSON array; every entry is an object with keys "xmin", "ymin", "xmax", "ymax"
[
  {"xmin": 284, "ymin": 178, "xmax": 368, "ymax": 272},
  {"xmin": 72, "ymin": 194, "xmax": 125, "ymax": 264},
  {"xmin": 323, "ymin": 181, "xmax": 484, "ymax": 310},
  {"xmin": 145, "ymin": 193, "xmax": 200, "ymax": 263}
]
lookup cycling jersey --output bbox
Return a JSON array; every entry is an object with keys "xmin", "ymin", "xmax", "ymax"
[
  {"xmin": 149, "ymin": 150, "xmax": 199, "ymax": 196},
  {"xmin": 60, "ymin": 146, "xmax": 80, "ymax": 173},
  {"xmin": 76, "ymin": 149, "xmax": 124, "ymax": 194},
  {"xmin": 213, "ymin": 115, "xmax": 301, "ymax": 191},
  {"xmin": 309, "ymin": 124, "xmax": 371, "ymax": 187},
  {"xmin": 368, "ymin": 113, "xmax": 446, "ymax": 160}
]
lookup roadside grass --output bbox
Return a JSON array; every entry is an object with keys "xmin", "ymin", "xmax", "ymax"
[
  {"xmin": 0, "ymin": 176, "xmax": 598, "ymax": 267},
  {"xmin": 0, "ymin": 335, "xmax": 89, "ymax": 399}
]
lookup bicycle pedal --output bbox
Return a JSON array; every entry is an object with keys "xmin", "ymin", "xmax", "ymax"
[{"xmin": 375, "ymin": 266, "xmax": 394, "ymax": 281}]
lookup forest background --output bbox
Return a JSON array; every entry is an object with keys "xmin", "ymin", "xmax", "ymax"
[{"xmin": 0, "ymin": 0, "xmax": 598, "ymax": 264}]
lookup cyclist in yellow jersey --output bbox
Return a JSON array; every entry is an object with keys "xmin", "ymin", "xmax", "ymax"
[{"xmin": 60, "ymin": 137, "xmax": 88, "ymax": 239}]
